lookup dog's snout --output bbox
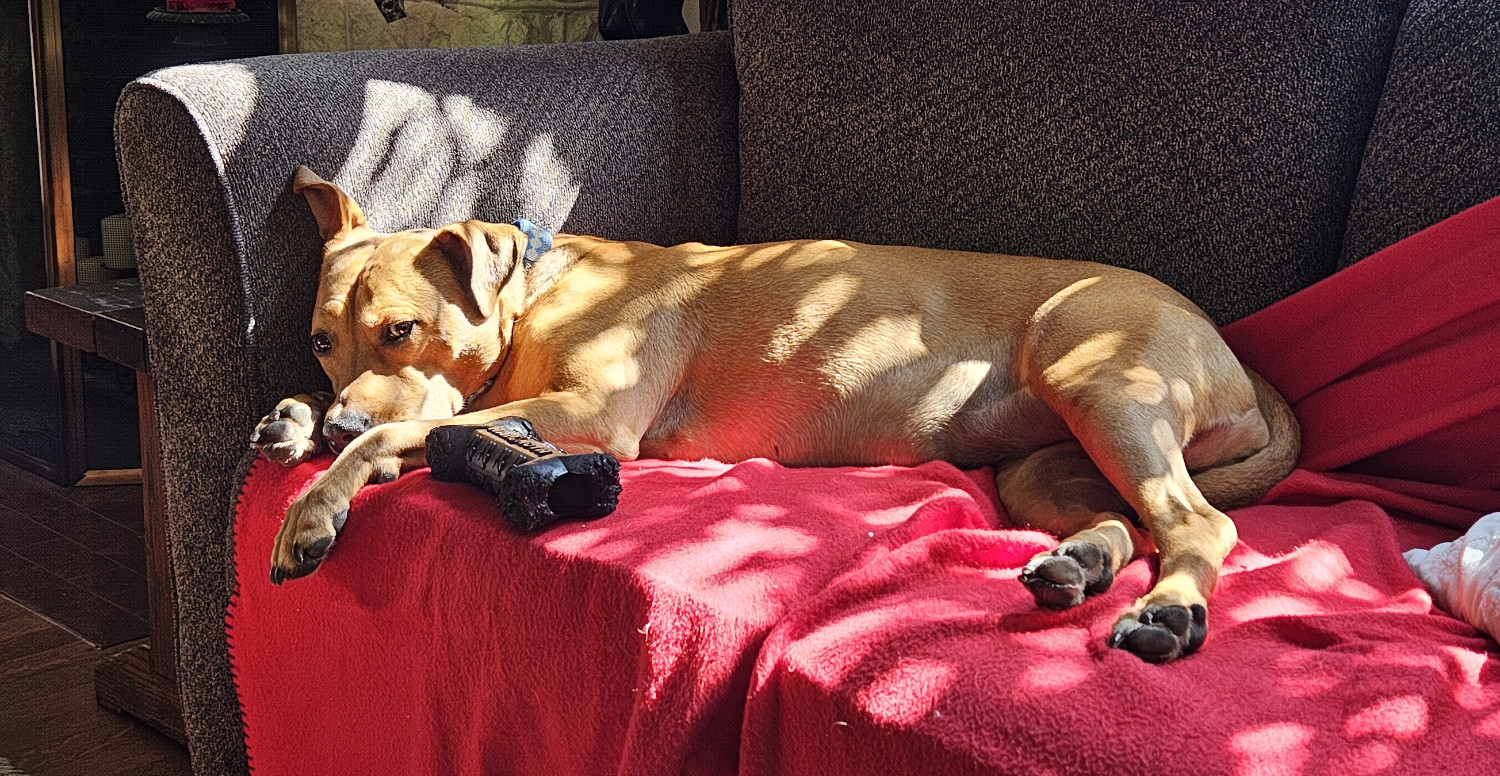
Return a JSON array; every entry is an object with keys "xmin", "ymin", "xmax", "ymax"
[{"xmin": 324, "ymin": 410, "xmax": 373, "ymax": 452}]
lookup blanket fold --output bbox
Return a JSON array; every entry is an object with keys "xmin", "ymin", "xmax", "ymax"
[{"xmin": 1221, "ymin": 193, "xmax": 1500, "ymax": 492}]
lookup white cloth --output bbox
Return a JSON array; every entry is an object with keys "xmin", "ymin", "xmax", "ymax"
[{"xmin": 1405, "ymin": 512, "xmax": 1500, "ymax": 641}]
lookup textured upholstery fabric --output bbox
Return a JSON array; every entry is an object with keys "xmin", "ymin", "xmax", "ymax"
[
  {"xmin": 114, "ymin": 31, "xmax": 737, "ymax": 774},
  {"xmin": 1340, "ymin": 0, "xmax": 1500, "ymax": 268},
  {"xmin": 115, "ymin": 88, "xmax": 265, "ymax": 776},
  {"xmin": 733, "ymin": 0, "xmax": 1407, "ymax": 324}
]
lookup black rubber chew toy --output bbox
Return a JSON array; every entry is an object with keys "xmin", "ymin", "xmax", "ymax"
[{"xmin": 425, "ymin": 417, "xmax": 621, "ymax": 531}]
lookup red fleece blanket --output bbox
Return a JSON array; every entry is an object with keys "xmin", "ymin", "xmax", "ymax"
[
  {"xmin": 232, "ymin": 459, "xmax": 1008, "ymax": 775},
  {"xmin": 230, "ymin": 197, "xmax": 1500, "ymax": 775}
]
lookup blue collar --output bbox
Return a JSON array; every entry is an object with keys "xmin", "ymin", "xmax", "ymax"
[{"xmin": 513, "ymin": 218, "xmax": 553, "ymax": 269}]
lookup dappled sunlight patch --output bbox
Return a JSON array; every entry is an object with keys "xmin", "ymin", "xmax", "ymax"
[
  {"xmin": 527, "ymin": 263, "xmax": 632, "ymax": 331},
  {"xmin": 1344, "ymin": 695, "xmax": 1429, "ymax": 740},
  {"xmin": 765, "ymin": 273, "xmax": 860, "ymax": 363},
  {"xmin": 1477, "ymin": 708, "xmax": 1500, "ymax": 738},
  {"xmin": 1228, "ymin": 722, "xmax": 1315, "ymax": 776},
  {"xmin": 782, "ymin": 240, "xmax": 854, "ymax": 270},
  {"xmin": 856, "ymin": 659, "xmax": 958, "ymax": 726},
  {"xmin": 1122, "ymin": 365, "xmax": 1168, "ymax": 405},
  {"xmin": 1032, "ymin": 276, "xmax": 1102, "ymax": 321},
  {"xmin": 338, "ymin": 80, "xmax": 466, "ymax": 225},
  {"xmin": 973, "ymin": 530, "xmax": 1055, "ymax": 570},
  {"xmin": 826, "ymin": 314, "xmax": 928, "ymax": 395},
  {"xmin": 162, "ymin": 62, "xmax": 259, "ymax": 158},
  {"xmin": 544, "ymin": 500, "xmax": 824, "ymax": 596},
  {"xmin": 916, "ymin": 360, "xmax": 994, "ymax": 423},
  {"xmin": 574, "ymin": 324, "xmax": 645, "ymax": 391},
  {"xmin": 1139, "ymin": 469, "xmax": 1198, "ymax": 519},
  {"xmin": 687, "ymin": 472, "xmax": 751, "ymax": 496},
  {"xmin": 1274, "ymin": 650, "xmax": 1347, "ymax": 698},
  {"xmin": 1363, "ymin": 649, "xmax": 1445, "ymax": 674},
  {"xmin": 793, "ymin": 596, "xmax": 995, "ymax": 681},
  {"xmin": 1334, "ymin": 578, "xmax": 1388, "ymax": 603},
  {"xmin": 1040, "ymin": 330, "xmax": 1124, "ymax": 392},
  {"xmin": 642, "ymin": 515, "xmax": 817, "ymax": 576},
  {"xmin": 434, "ymin": 94, "xmax": 507, "ymax": 223},
  {"xmin": 1229, "ymin": 593, "xmax": 1329, "ymax": 621},
  {"xmin": 1220, "ymin": 523, "xmax": 1431, "ymax": 628},
  {"xmin": 1288, "ymin": 541, "xmax": 1356, "ymax": 592},
  {"xmin": 329, "ymin": 82, "xmax": 581, "ymax": 231},
  {"xmin": 1222, "ymin": 542, "xmax": 1282, "ymax": 573},
  {"xmin": 515, "ymin": 133, "xmax": 581, "ymax": 226},
  {"xmin": 1017, "ymin": 653, "xmax": 1095, "ymax": 695},
  {"xmin": 545, "ymin": 526, "xmax": 641, "ymax": 560},
  {"xmin": 1441, "ymin": 646, "xmax": 1499, "ymax": 706},
  {"xmin": 1327, "ymin": 740, "xmax": 1401, "ymax": 776},
  {"xmin": 733, "ymin": 242, "xmax": 804, "ymax": 271},
  {"xmin": 786, "ymin": 608, "xmax": 909, "ymax": 675},
  {"xmin": 1273, "ymin": 542, "xmax": 1391, "ymax": 603},
  {"xmin": 844, "ymin": 468, "xmax": 890, "ymax": 478},
  {"xmin": 1005, "ymin": 627, "xmax": 1091, "ymax": 657}
]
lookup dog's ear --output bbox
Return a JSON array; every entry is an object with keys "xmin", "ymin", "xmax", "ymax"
[
  {"xmin": 430, "ymin": 220, "xmax": 525, "ymax": 320},
  {"xmin": 291, "ymin": 165, "xmax": 368, "ymax": 242}
]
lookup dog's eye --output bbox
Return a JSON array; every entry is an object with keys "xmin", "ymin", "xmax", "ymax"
[
  {"xmin": 310, "ymin": 333, "xmax": 332, "ymax": 355},
  {"xmin": 384, "ymin": 320, "xmax": 416, "ymax": 344}
]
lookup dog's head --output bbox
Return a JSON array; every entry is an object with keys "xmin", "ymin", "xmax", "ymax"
[{"xmin": 292, "ymin": 166, "xmax": 528, "ymax": 451}]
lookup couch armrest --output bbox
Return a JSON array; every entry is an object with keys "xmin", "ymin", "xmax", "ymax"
[{"xmin": 113, "ymin": 31, "xmax": 737, "ymax": 775}]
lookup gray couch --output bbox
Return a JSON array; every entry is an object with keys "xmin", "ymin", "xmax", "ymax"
[{"xmin": 115, "ymin": 1, "xmax": 1500, "ymax": 772}]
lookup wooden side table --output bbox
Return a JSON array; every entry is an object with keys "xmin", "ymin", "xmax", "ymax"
[{"xmin": 24, "ymin": 278, "xmax": 185, "ymax": 744}]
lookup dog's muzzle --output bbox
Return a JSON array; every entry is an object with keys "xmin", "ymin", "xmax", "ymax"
[{"xmin": 324, "ymin": 410, "xmax": 373, "ymax": 454}]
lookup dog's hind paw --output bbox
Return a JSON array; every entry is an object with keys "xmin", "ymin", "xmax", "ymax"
[
  {"xmin": 1020, "ymin": 541, "xmax": 1114, "ymax": 610},
  {"xmin": 252, "ymin": 392, "xmax": 332, "ymax": 466},
  {"xmin": 1109, "ymin": 603, "xmax": 1207, "ymax": 663}
]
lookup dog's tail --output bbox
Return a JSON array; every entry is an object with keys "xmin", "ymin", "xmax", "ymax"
[{"xmin": 1191, "ymin": 366, "xmax": 1301, "ymax": 511}]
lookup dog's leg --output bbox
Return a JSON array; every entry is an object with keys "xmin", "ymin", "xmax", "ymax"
[
  {"xmin": 998, "ymin": 442, "xmax": 1150, "ymax": 610},
  {"xmin": 251, "ymin": 392, "xmax": 334, "ymax": 466},
  {"xmin": 1020, "ymin": 287, "xmax": 1260, "ymax": 662},
  {"xmin": 269, "ymin": 391, "xmax": 626, "ymax": 584},
  {"xmin": 1041, "ymin": 389, "xmax": 1240, "ymax": 663}
]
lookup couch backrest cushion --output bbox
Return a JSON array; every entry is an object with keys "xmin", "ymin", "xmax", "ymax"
[
  {"xmin": 733, "ymin": 0, "xmax": 1407, "ymax": 323},
  {"xmin": 1340, "ymin": 0, "xmax": 1500, "ymax": 269}
]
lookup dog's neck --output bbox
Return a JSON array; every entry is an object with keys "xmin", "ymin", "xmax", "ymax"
[
  {"xmin": 461, "ymin": 371, "xmax": 499, "ymax": 412},
  {"xmin": 469, "ymin": 235, "xmax": 586, "ymax": 407},
  {"xmin": 522, "ymin": 235, "xmax": 586, "ymax": 307}
]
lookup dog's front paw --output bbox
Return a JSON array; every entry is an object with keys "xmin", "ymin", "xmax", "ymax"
[
  {"xmin": 269, "ymin": 490, "xmax": 348, "ymax": 585},
  {"xmin": 1109, "ymin": 603, "xmax": 1207, "ymax": 663},
  {"xmin": 252, "ymin": 392, "xmax": 332, "ymax": 466}
]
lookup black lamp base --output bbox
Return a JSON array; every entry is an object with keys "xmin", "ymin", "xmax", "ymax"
[{"xmin": 146, "ymin": 7, "xmax": 249, "ymax": 48}]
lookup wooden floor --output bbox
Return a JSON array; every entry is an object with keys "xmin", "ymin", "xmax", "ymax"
[
  {"xmin": 0, "ymin": 594, "xmax": 190, "ymax": 776},
  {"xmin": 0, "ymin": 460, "xmax": 149, "ymax": 647},
  {"xmin": 0, "ymin": 462, "xmax": 186, "ymax": 775}
]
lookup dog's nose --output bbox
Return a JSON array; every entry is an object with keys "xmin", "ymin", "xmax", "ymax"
[{"xmin": 324, "ymin": 410, "xmax": 373, "ymax": 452}]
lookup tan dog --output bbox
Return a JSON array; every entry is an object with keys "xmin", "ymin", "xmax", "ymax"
[{"xmin": 253, "ymin": 166, "xmax": 1298, "ymax": 663}]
